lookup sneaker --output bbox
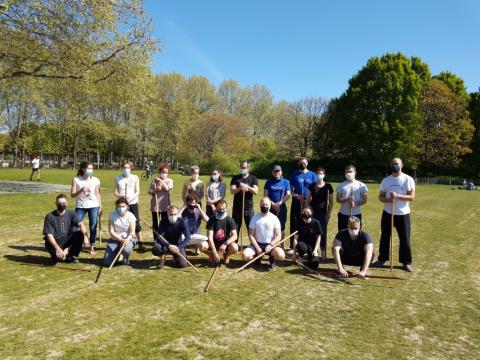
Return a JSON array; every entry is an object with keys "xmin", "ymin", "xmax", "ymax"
[
  {"xmin": 269, "ymin": 256, "xmax": 277, "ymax": 270},
  {"xmin": 157, "ymin": 256, "xmax": 165, "ymax": 269},
  {"xmin": 137, "ymin": 243, "xmax": 146, "ymax": 252},
  {"xmin": 65, "ymin": 257, "xmax": 78, "ymax": 264},
  {"xmin": 122, "ymin": 256, "xmax": 130, "ymax": 265},
  {"xmin": 118, "ymin": 254, "xmax": 124, "ymax": 263},
  {"xmin": 372, "ymin": 260, "xmax": 385, "ymax": 268},
  {"xmin": 402, "ymin": 264, "xmax": 413, "ymax": 272}
]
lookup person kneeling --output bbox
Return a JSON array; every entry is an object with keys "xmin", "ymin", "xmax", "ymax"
[
  {"xmin": 43, "ymin": 194, "xmax": 89, "ymax": 264},
  {"xmin": 203, "ymin": 200, "xmax": 238, "ymax": 267},
  {"xmin": 103, "ymin": 197, "xmax": 137, "ymax": 266},
  {"xmin": 180, "ymin": 194, "xmax": 209, "ymax": 255},
  {"xmin": 152, "ymin": 205, "xmax": 191, "ymax": 268},
  {"xmin": 332, "ymin": 216, "xmax": 373, "ymax": 278},
  {"xmin": 292, "ymin": 207, "xmax": 322, "ymax": 270},
  {"xmin": 241, "ymin": 197, "xmax": 285, "ymax": 270}
]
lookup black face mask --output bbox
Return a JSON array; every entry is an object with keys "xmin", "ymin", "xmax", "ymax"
[
  {"xmin": 302, "ymin": 213, "xmax": 311, "ymax": 220},
  {"xmin": 56, "ymin": 204, "xmax": 67, "ymax": 212},
  {"xmin": 260, "ymin": 206, "xmax": 269, "ymax": 214},
  {"xmin": 187, "ymin": 204, "xmax": 195, "ymax": 210},
  {"xmin": 298, "ymin": 163, "xmax": 307, "ymax": 170},
  {"xmin": 390, "ymin": 164, "xmax": 401, "ymax": 174}
]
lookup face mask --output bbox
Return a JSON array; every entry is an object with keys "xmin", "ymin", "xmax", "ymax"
[
  {"xmin": 191, "ymin": 174, "xmax": 199, "ymax": 181},
  {"xmin": 345, "ymin": 172, "xmax": 354, "ymax": 181},
  {"xmin": 317, "ymin": 174, "xmax": 324, "ymax": 181},
  {"xmin": 211, "ymin": 175, "xmax": 218, "ymax": 182},
  {"xmin": 56, "ymin": 204, "xmax": 67, "ymax": 212},
  {"xmin": 390, "ymin": 164, "xmax": 401, "ymax": 174},
  {"xmin": 187, "ymin": 204, "xmax": 195, "ymax": 210},
  {"xmin": 86, "ymin": 170, "xmax": 93, "ymax": 177},
  {"xmin": 348, "ymin": 229, "xmax": 360, "ymax": 236},
  {"xmin": 302, "ymin": 213, "xmax": 312, "ymax": 222},
  {"xmin": 117, "ymin": 207, "xmax": 127, "ymax": 216},
  {"xmin": 216, "ymin": 209, "xmax": 226, "ymax": 218},
  {"xmin": 168, "ymin": 215, "xmax": 177, "ymax": 224},
  {"xmin": 159, "ymin": 173, "xmax": 167, "ymax": 180},
  {"xmin": 299, "ymin": 163, "xmax": 307, "ymax": 170},
  {"xmin": 260, "ymin": 205, "xmax": 269, "ymax": 214},
  {"xmin": 240, "ymin": 168, "xmax": 247, "ymax": 175},
  {"xmin": 122, "ymin": 168, "xmax": 130, "ymax": 176}
]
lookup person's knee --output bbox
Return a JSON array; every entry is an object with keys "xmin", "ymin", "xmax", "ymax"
[
  {"xmin": 272, "ymin": 248, "xmax": 285, "ymax": 261},
  {"xmin": 199, "ymin": 241, "xmax": 209, "ymax": 252},
  {"xmin": 228, "ymin": 242, "xmax": 238, "ymax": 254},
  {"xmin": 241, "ymin": 249, "xmax": 253, "ymax": 261}
]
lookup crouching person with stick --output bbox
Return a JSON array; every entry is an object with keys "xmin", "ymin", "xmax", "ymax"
[
  {"xmin": 103, "ymin": 197, "xmax": 137, "ymax": 267},
  {"xmin": 151, "ymin": 205, "xmax": 191, "ymax": 269},
  {"xmin": 43, "ymin": 194, "xmax": 89, "ymax": 264},
  {"xmin": 241, "ymin": 197, "xmax": 285, "ymax": 270},
  {"xmin": 332, "ymin": 216, "xmax": 374, "ymax": 278},
  {"xmin": 292, "ymin": 206, "xmax": 323, "ymax": 270}
]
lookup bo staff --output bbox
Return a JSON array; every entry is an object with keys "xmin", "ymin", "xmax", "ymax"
[
  {"xmin": 139, "ymin": 217, "xmax": 199, "ymax": 273},
  {"xmin": 240, "ymin": 187, "xmax": 246, "ymax": 250},
  {"xmin": 390, "ymin": 199, "xmax": 395, "ymax": 272},
  {"xmin": 234, "ymin": 231, "xmax": 297, "ymax": 274},
  {"xmin": 203, "ymin": 263, "xmax": 221, "ymax": 292},
  {"xmin": 341, "ymin": 269, "xmax": 404, "ymax": 280},
  {"xmin": 109, "ymin": 243, "xmax": 126, "ymax": 269}
]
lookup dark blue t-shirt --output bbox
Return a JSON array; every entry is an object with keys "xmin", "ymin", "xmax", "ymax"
[
  {"xmin": 264, "ymin": 177, "xmax": 290, "ymax": 203},
  {"xmin": 290, "ymin": 170, "xmax": 317, "ymax": 198},
  {"xmin": 335, "ymin": 229, "xmax": 372, "ymax": 258}
]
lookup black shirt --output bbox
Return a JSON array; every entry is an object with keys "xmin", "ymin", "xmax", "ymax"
[
  {"xmin": 298, "ymin": 218, "xmax": 323, "ymax": 246},
  {"xmin": 308, "ymin": 182, "xmax": 334, "ymax": 214},
  {"xmin": 157, "ymin": 217, "xmax": 191, "ymax": 248},
  {"xmin": 335, "ymin": 229, "xmax": 372, "ymax": 258},
  {"xmin": 206, "ymin": 215, "xmax": 237, "ymax": 245},
  {"xmin": 230, "ymin": 174, "xmax": 258, "ymax": 210},
  {"xmin": 43, "ymin": 210, "xmax": 81, "ymax": 243}
]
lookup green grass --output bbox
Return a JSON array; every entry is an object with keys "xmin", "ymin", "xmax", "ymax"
[{"xmin": 0, "ymin": 168, "xmax": 479, "ymax": 359}]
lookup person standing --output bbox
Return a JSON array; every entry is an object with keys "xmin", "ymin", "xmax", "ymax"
[
  {"xmin": 114, "ymin": 160, "xmax": 144, "ymax": 250},
  {"xmin": 373, "ymin": 158, "xmax": 416, "ymax": 272},
  {"xmin": 289, "ymin": 157, "xmax": 317, "ymax": 252},
  {"xmin": 306, "ymin": 167, "xmax": 333, "ymax": 259},
  {"xmin": 182, "ymin": 165, "xmax": 205, "ymax": 206},
  {"xmin": 148, "ymin": 163, "xmax": 173, "ymax": 239},
  {"xmin": 335, "ymin": 164, "xmax": 368, "ymax": 231},
  {"xmin": 30, "ymin": 155, "xmax": 40, "ymax": 181},
  {"xmin": 230, "ymin": 160, "xmax": 258, "ymax": 240},
  {"xmin": 205, "ymin": 168, "xmax": 226, "ymax": 218},
  {"xmin": 70, "ymin": 161, "xmax": 102, "ymax": 255},
  {"xmin": 264, "ymin": 165, "xmax": 291, "ymax": 238}
]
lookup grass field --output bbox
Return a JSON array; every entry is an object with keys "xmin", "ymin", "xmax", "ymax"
[{"xmin": 0, "ymin": 168, "xmax": 479, "ymax": 359}]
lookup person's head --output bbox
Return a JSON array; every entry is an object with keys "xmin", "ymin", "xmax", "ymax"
[
  {"xmin": 345, "ymin": 164, "xmax": 356, "ymax": 181},
  {"xmin": 316, "ymin": 167, "xmax": 326, "ymax": 182},
  {"xmin": 216, "ymin": 199, "xmax": 227, "ymax": 218},
  {"xmin": 185, "ymin": 194, "xmax": 198, "ymax": 211},
  {"xmin": 347, "ymin": 216, "xmax": 361, "ymax": 238},
  {"xmin": 272, "ymin": 165, "xmax": 282, "ymax": 180},
  {"xmin": 115, "ymin": 197, "xmax": 129, "ymax": 216},
  {"xmin": 240, "ymin": 161, "xmax": 249, "ymax": 176},
  {"xmin": 158, "ymin": 163, "xmax": 169, "ymax": 180},
  {"xmin": 77, "ymin": 161, "xmax": 94, "ymax": 177},
  {"xmin": 167, "ymin": 205, "xmax": 179, "ymax": 223},
  {"xmin": 298, "ymin": 157, "xmax": 308, "ymax": 171},
  {"xmin": 120, "ymin": 160, "xmax": 133, "ymax": 176},
  {"xmin": 190, "ymin": 165, "xmax": 200, "ymax": 181},
  {"xmin": 260, "ymin": 197, "xmax": 271, "ymax": 215},
  {"xmin": 55, "ymin": 194, "xmax": 68, "ymax": 212},
  {"xmin": 301, "ymin": 206, "xmax": 313, "ymax": 222},
  {"xmin": 210, "ymin": 168, "xmax": 222, "ymax": 183},
  {"xmin": 389, "ymin": 158, "xmax": 403, "ymax": 175}
]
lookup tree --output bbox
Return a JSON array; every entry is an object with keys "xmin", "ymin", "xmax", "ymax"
[
  {"xmin": 433, "ymin": 71, "xmax": 470, "ymax": 105},
  {"xmin": 462, "ymin": 90, "xmax": 480, "ymax": 176}
]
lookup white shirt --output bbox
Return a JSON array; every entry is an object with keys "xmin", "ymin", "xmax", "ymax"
[
  {"xmin": 335, "ymin": 180, "xmax": 368, "ymax": 216},
  {"xmin": 32, "ymin": 158, "xmax": 40, "ymax": 169},
  {"xmin": 110, "ymin": 211, "xmax": 137, "ymax": 239},
  {"xmin": 74, "ymin": 176, "xmax": 100, "ymax": 208},
  {"xmin": 380, "ymin": 173, "xmax": 415, "ymax": 215},
  {"xmin": 249, "ymin": 212, "xmax": 281, "ymax": 244},
  {"xmin": 115, "ymin": 174, "xmax": 139, "ymax": 204}
]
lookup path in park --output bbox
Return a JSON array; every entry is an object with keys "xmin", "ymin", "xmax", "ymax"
[{"xmin": 0, "ymin": 180, "xmax": 70, "ymax": 194}]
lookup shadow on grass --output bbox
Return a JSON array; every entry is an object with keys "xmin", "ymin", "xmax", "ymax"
[
  {"xmin": 4, "ymin": 253, "xmax": 52, "ymax": 265},
  {"xmin": 9, "ymin": 244, "xmax": 48, "ymax": 253}
]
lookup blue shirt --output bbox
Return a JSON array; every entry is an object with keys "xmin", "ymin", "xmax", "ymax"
[
  {"xmin": 290, "ymin": 170, "xmax": 317, "ymax": 197},
  {"xmin": 264, "ymin": 177, "xmax": 291, "ymax": 203}
]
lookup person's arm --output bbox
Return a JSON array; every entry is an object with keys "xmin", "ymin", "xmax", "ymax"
[
  {"xmin": 332, "ymin": 238, "xmax": 348, "ymax": 277},
  {"xmin": 95, "ymin": 181, "xmax": 102, "ymax": 210},
  {"xmin": 46, "ymin": 233, "xmax": 66, "ymax": 260},
  {"xmin": 358, "ymin": 243, "xmax": 374, "ymax": 277},
  {"xmin": 313, "ymin": 234, "xmax": 321, "ymax": 256},
  {"xmin": 266, "ymin": 227, "xmax": 282, "ymax": 253},
  {"xmin": 327, "ymin": 190, "xmax": 334, "ymax": 216},
  {"xmin": 357, "ymin": 188, "xmax": 368, "ymax": 206},
  {"xmin": 264, "ymin": 189, "xmax": 269, "ymax": 198},
  {"xmin": 70, "ymin": 178, "xmax": 81, "ymax": 198},
  {"xmin": 391, "ymin": 189, "xmax": 415, "ymax": 202},
  {"xmin": 283, "ymin": 190, "xmax": 291, "ymax": 204},
  {"xmin": 181, "ymin": 182, "xmax": 188, "ymax": 203},
  {"xmin": 230, "ymin": 179, "xmax": 243, "ymax": 195},
  {"xmin": 179, "ymin": 220, "xmax": 191, "ymax": 248},
  {"xmin": 306, "ymin": 190, "xmax": 312, "ymax": 207},
  {"xmin": 133, "ymin": 176, "xmax": 140, "ymax": 200},
  {"xmin": 248, "ymin": 227, "xmax": 262, "ymax": 255},
  {"xmin": 378, "ymin": 191, "xmax": 391, "ymax": 204},
  {"xmin": 207, "ymin": 229, "xmax": 220, "ymax": 263},
  {"xmin": 197, "ymin": 205, "xmax": 209, "ymax": 222},
  {"xmin": 108, "ymin": 218, "xmax": 124, "ymax": 242}
]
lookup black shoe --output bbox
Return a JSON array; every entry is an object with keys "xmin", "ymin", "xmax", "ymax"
[
  {"xmin": 372, "ymin": 260, "xmax": 385, "ymax": 268},
  {"xmin": 269, "ymin": 256, "xmax": 277, "ymax": 270},
  {"xmin": 65, "ymin": 257, "xmax": 78, "ymax": 264},
  {"xmin": 137, "ymin": 243, "xmax": 146, "ymax": 252}
]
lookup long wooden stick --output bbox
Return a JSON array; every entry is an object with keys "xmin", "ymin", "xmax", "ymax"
[
  {"xmin": 204, "ymin": 263, "xmax": 220, "ymax": 292},
  {"xmin": 240, "ymin": 188, "xmax": 245, "ymax": 250},
  {"xmin": 21, "ymin": 263, "xmax": 91, "ymax": 272},
  {"xmin": 109, "ymin": 243, "xmax": 126, "ymax": 269},
  {"xmin": 390, "ymin": 199, "xmax": 395, "ymax": 272},
  {"xmin": 155, "ymin": 191, "xmax": 160, "ymax": 230},
  {"xmin": 139, "ymin": 217, "xmax": 199, "ymax": 273},
  {"xmin": 234, "ymin": 231, "xmax": 297, "ymax": 274}
]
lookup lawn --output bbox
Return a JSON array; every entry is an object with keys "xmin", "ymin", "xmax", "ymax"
[{"xmin": 0, "ymin": 168, "xmax": 478, "ymax": 359}]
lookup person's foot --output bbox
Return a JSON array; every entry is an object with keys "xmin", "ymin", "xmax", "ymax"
[
  {"xmin": 89, "ymin": 246, "xmax": 95, "ymax": 255},
  {"xmin": 65, "ymin": 257, "xmax": 78, "ymax": 264},
  {"xmin": 122, "ymin": 256, "xmax": 130, "ymax": 265},
  {"xmin": 157, "ymin": 256, "xmax": 165, "ymax": 269},
  {"xmin": 372, "ymin": 260, "xmax": 385, "ymax": 268},
  {"xmin": 269, "ymin": 256, "xmax": 277, "ymax": 270},
  {"xmin": 285, "ymin": 249, "xmax": 294, "ymax": 257},
  {"xmin": 118, "ymin": 254, "xmax": 124, "ymax": 263},
  {"xmin": 137, "ymin": 243, "xmax": 146, "ymax": 252},
  {"xmin": 402, "ymin": 264, "xmax": 413, "ymax": 272}
]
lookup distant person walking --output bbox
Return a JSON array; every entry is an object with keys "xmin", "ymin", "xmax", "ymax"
[{"xmin": 30, "ymin": 155, "xmax": 40, "ymax": 181}]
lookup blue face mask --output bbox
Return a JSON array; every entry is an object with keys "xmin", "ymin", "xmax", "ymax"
[
  {"xmin": 117, "ymin": 207, "xmax": 127, "ymax": 215},
  {"xmin": 216, "ymin": 209, "xmax": 226, "ymax": 218},
  {"xmin": 122, "ymin": 168, "xmax": 130, "ymax": 176},
  {"xmin": 168, "ymin": 215, "xmax": 177, "ymax": 224},
  {"xmin": 86, "ymin": 170, "xmax": 93, "ymax": 177}
]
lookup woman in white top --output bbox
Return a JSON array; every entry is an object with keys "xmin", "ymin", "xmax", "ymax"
[
  {"xmin": 70, "ymin": 161, "xmax": 101, "ymax": 255},
  {"xmin": 103, "ymin": 197, "xmax": 137, "ymax": 266},
  {"xmin": 205, "ymin": 168, "xmax": 226, "ymax": 218}
]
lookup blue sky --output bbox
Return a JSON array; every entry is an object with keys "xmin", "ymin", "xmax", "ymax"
[{"xmin": 144, "ymin": 0, "xmax": 480, "ymax": 102}]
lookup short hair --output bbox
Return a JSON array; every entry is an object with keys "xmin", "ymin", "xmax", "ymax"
[
  {"xmin": 301, "ymin": 206, "xmax": 312, "ymax": 213},
  {"xmin": 345, "ymin": 164, "xmax": 356, "ymax": 171},
  {"xmin": 120, "ymin": 160, "xmax": 133, "ymax": 169},
  {"xmin": 168, "ymin": 205, "xmax": 179, "ymax": 213},
  {"xmin": 159, "ymin": 163, "xmax": 169, "ymax": 173},
  {"xmin": 190, "ymin": 165, "xmax": 199, "ymax": 174},
  {"xmin": 185, "ymin": 194, "xmax": 199, "ymax": 203},
  {"xmin": 56, "ymin": 194, "xmax": 67, "ymax": 202},
  {"xmin": 240, "ymin": 160, "xmax": 249, "ymax": 166},
  {"xmin": 116, "ymin": 197, "xmax": 129, "ymax": 207},
  {"xmin": 348, "ymin": 216, "xmax": 361, "ymax": 226},
  {"xmin": 298, "ymin": 157, "xmax": 308, "ymax": 162},
  {"xmin": 216, "ymin": 199, "xmax": 227, "ymax": 208},
  {"xmin": 316, "ymin": 166, "xmax": 326, "ymax": 173}
]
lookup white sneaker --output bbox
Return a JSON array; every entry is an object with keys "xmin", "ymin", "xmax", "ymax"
[{"xmin": 118, "ymin": 254, "xmax": 124, "ymax": 263}]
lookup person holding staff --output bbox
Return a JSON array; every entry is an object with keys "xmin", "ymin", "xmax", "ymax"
[
  {"xmin": 182, "ymin": 165, "xmax": 205, "ymax": 206},
  {"xmin": 114, "ymin": 160, "xmax": 144, "ymax": 250},
  {"xmin": 103, "ymin": 197, "xmax": 137, "ymax": 266},
  {"xmin": 306, "ymin": 167, "xmax": 333, "ymax": 259},
  {"xmin": 335, "ymin": 164, "xmax": 368, "ymax": 231},
  {"xmin": 70, "ymin": 161, "xmax": 101, "ymax": 255},
  {"xmin": 205, "ymin": 168, "xmax": 226, "ymax": 218},
  {"xmin": 148, "ymin": 163, "xmax": 173, "ymax": 238},
  {"xmin": 373, "ymin": 158, "xmax": 416, "ymax": 272},
  {"xmin": 264, "ymin": 165, "xmax": 291, "ymax": 240}
]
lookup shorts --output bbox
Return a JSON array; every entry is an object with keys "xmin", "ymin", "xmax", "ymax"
[{"xmin": 243, "ymin": 242, "xmax": 270, "ymax": 258}]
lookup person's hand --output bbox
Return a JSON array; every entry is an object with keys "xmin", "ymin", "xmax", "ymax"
[
  {"xmin": 349, "ymin": 196, "xmax": 355, "ymax": 208},
  {"xmin": 218, "ymin": 243, "xmax": 227, "ymax": 254},
  {"xmin": 83, "ymin": 236, "xmax": 90, "ymax": 247},
  {"xmin": 272, "ymin": 203, "xmax": 280, "ymax": 212},
  {"xmin": 98, "ymin": 208, "xmax": 103, "ymax": 216},
  {"xmin": 206, "ymin": 199, "xmax": 212, "ymax": 206},
  {"xmin": 213, "ymin": 252, "xmax": 221, "ymax": 263},
  {"xmin": 255, "ymin": 246, "xmax": 263, "ymax": 256},
  {"xmin": 265, "ymin": 244, "xmax": 273, "ymax": 254},
  {"xmin": 56, "ymin": 247, "xmax": 65, "ymax": 260},
  {"xmin": 390, "ymin": 191, "xmax": 399, "ymax": 200},
  {"xmin": 121, "ymin": 238, "xmax": 130, "ymax": 246},
  {"xmin": 195, "ymin": 203, "xmax": 201, "ymax": 210},
  {"xmin": 338, "ymin": 268, "xmax": 349, "ymax": 278},
  {"xmin": 356, "ymin": 270, "xmax": 367, "ymax": 279},
  {"xmin": 312, "ymin": 249, "xmax": 319, "ymax": 257},
  {"xmin": 81, "ymin": 186, "xmax": 89, "ymax": 193},
  {"xmin": 168, "ymin": 244, "xmax": 179, "ymax": 254}
]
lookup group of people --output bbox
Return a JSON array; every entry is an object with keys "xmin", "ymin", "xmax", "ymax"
[{"xmin": 42, "ymin": 157, "xmax": 416, "ymax": 276}]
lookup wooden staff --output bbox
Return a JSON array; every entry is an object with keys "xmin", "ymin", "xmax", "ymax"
[
  {"xmin": 108, "ymin": 243, "xmax": 126, "ymax": 269},
  {"xmin": 139, "ymin": 217, "xmax": 199, "ymax": 273},
  {"xmin": 325, "ymin": 188, "xmax": 330, "ymax": 258},
  {"xmin": 333, "ymin": 269, "xmax": 404, "ymax": 280},
  {"xmin": 234, "ymin": 231, "xmax": 297, "ymax": 274},
  {"xmin": 240, "ymin": 188, "xmax": 246, "ymax": 250},
  {"xmin": 390, "ymin": 199, "xmax": 395, "ymax": 272},
  {"xmin": 21, "ymin": 263, "xmax": 91, "ymax": 272},
  {"xmin": 155, "ymin": 187, "xmax": 160, "ymax": 230},
  {"xmin": 203, "ymin": 263, "xmax": 221, "ymax": 292}
]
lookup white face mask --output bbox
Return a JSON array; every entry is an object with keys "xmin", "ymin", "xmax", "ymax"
[
  {"xmin": 122, "ymin": 168, "xmax": 130, "ymax": 176},
  {"xmin": 345, "ymin": 172, "xmax": 354, "ymax": 181},
  {"xmin": 240, "ymin": 168, "xmax": 247, "ymax": 175},
  {"xmin": 348, "ymin": 228, "xmax": 360, "ymax": 236},
  {"xmin": 159, "ymin": 173, "xmax": 167, "ymax": 180},
  {"xmin": 317, "ymin": 174, "xmax": 325, "ymax": 181}
]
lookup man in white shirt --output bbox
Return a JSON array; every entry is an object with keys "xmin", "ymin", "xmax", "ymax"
[
  {"xmin": 373, "ymin": 158, "xmax": 416, "ymax": 272},
  {"xmin": 241, "ymin": 197, "xmax": 285, "ymax": 269},
  {"xmin": 30, "ymin": 155, "xmax": 40, "ymax": 181}
]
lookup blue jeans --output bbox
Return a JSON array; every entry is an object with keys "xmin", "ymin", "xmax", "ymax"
[{"xmin": 75, "ymin": 207, "xmax": 99, "ymax": 245}]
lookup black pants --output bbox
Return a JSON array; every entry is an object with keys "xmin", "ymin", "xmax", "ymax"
[
  {"xmin": 296, "ymin": 241, "xmax": 320, "ymax": 269},
  {"xmin": 232, "ymin": 205, "xmax": 254, "ymax": 234},
  {"xmin": 152, "ymin": 242, "xmax": 188, "ymax": 268},
  {"xmin": 313, "ymin": 212, "xmax": 327, "ymax": 251},
  {"xmin": 44, "ymin": 231, "xmax": 84, "ymax": 264},
  {"xmin": 378, "ymin": 211, "xmax": 412, "ymax": 265},
  {"xmin": 151, "ymin": 211, "xmax": 168, "ymax": 239},
  {"xmin": 128, "ymin": 203, "xmax": 142, "ymax": 233},
  {"xmin": 289, "ymin": 199, "xmax": 302, "ymax": 248},
  {"xmin": 337, "ymin": 213, "xmax": 362, "ymax": 231}
]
